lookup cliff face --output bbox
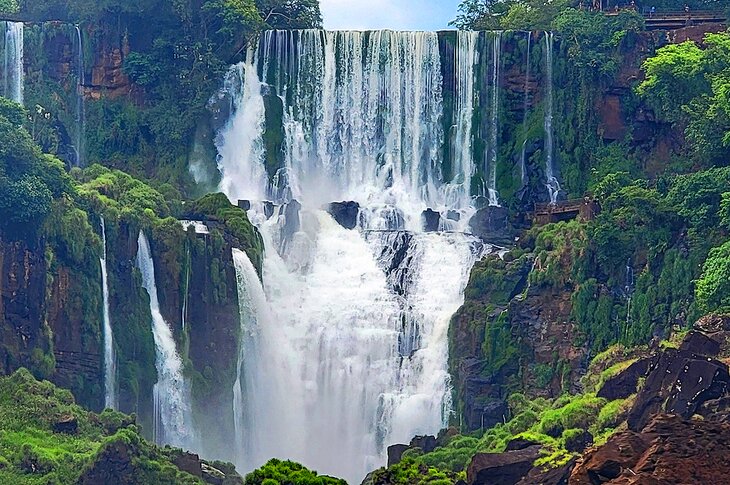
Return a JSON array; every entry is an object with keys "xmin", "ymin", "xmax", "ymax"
[
  {"xmin": 0, "ymin": 212, "xmax": 254, "ymax": 454},
  {"xmin": 450, "ymin": 251, "xmax": 587, "ymax": 432},
  {"xmin": 0, "ymin": 237, "xmax": 50, "ymax": 378}
]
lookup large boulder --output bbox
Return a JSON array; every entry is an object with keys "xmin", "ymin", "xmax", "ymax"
[
  {"xmin": 386, "ymin": 444, "xmax": 410, "ymax": 467},
  {"xmin": 422, "ymin": 209, "xmax": 441, "ymax": 232},
  {"xmin": 597, "ymin": 357, "xmax": 652, "ymax": 401},
  {"xmin": 327, "ymin": 201, "xmax": 360, "ymax": 230},
  {"xmin": 516, "ymin": 458, "xmax": 575, "ymax": 485},
  {"xmin": 467, "ymin": 445, "xmax": 542, "ymax": 485},
  {"xmin": 680, "ymin": 330, "xmax": 721, "ymax": 356},
  {"xmin": 570, "ymin": 414, "xmax": 730, "ymax": 484},
  {"xmin": 626, "ymin": 347, "xmax": 730, "ymax": 431},
  {"xmin": 469, "ymin": 206, "xmax": 512, "ymax": 244}
]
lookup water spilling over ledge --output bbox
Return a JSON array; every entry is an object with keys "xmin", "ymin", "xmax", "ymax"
[{"xmin": 213, "ymin": 29, "xmax": 557, "ymax": 481}]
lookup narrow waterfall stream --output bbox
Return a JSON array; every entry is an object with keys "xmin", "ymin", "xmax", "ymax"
[
  {"xmin": 487, "ymin": 32, "xmax": 502, "ymax": 207},
  {"xmin": 100, "ymin": 217, "xmax": 117, "ymax": 410},
  {"xmin": 136, "ymin": 232, "xmax": 196, "ymax": 450},
  {"xmin": 451, "ymin": 31, "xmax": 479, "ymax": 209},
  {"xmin": 544, "ymin": 31, "xmax": 560, "ymax": 204},
  {"xmin": 3, "ymin": 22, "xmax": 23, "ymax": 104},
  {"xmin": 74, "ymin": 25, "xmax": 85, "ymax": 167},
  {"xmin": 520, "ymin": 32, "xmax": 532, "ymax": 186}
]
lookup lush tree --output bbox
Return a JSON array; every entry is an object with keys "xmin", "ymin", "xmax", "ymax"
[
  {"xmin": 256, "ymin": 0, "xmax": 322, "ymax": 29},
  {"xmin": 697, "ymin": 240, "xmax": 730, "ymax": 313},
  {"xmin": 638, "ymin": 33, "xmax": 730, "ymax": 165},
  {"xmin": 0, "ymin": 98, "xmax": 73, "ymax": 231},
  {"xmin": 245, "ymin": 459, "xmax": 346, "ymax": 485},
  {"xmin": 0, "ymin": 0, "xmax": 19, "ymax": 13}
]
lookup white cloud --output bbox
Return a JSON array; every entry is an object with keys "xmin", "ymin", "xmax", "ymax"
[{"xmin": 320, "ymin": 0, "xmax": 460, "ymax": 31}]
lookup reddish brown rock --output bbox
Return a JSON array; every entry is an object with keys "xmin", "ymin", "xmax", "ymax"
[
  {"xmin": 570, "ymin": 414, "xmax": 730, "ymax": 484},
  {"xmin": 467, "ymin": 445, "xmax": 541, "ymax": 485}
]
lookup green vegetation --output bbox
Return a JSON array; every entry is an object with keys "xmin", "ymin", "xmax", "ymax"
[
  {"xmin": 11, "ymin": 0, "xmax": 321, "ymax": 191},
  {"xmin": 0, "ymin": 368, "xmax": 221, "ymax": 484},
  {"xmin": 0, "ymin": 98, "xmax": 74, "ymax": 234},
  {"xmin": 245, "ymin": 459, "xmax": 346, "ymax": 485}
]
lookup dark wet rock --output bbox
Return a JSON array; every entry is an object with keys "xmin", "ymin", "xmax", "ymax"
[
  {"xmin": 237, "ymin": 200, "xmax": 251, "ymax": 211},
  {"xmin": 422, "ymin": 209, "xmax": 441, "ymax": 232},
  {"xmin": 680, "ymin": 330, "xmax": 721, "ymax": 356},
  {"xmin": 505, "ymin": 437, "xmax": 540, "ymax": 451},
  {"xmin": 447, "ymin": 210, "xmax": 461, "ymax": 222},
  {"xmin": 564, "ymin": 429, "xmax": 593, "ymax": 453},
  {"xmin": 516, "ymin": 458, "xmax": 575, "ymax": 485},
  {"xmin": 626, "ymin": 348, "xmax": 730, "ymax": 431},
  {"xmin": 279, "ymin": 199, "xmax": 301, "ymax": 246},
  {"xmin": 469, "ymin": 206, "xmax": 512, "ymax": 244},
  {"xmin": 201, "ymin": 462, "xmax": 227, "ymax": 485},
  {"xmin": 373, "ymin": 231, "xmax": 414, "ymax": 297},
  {"xmin": 597, "ymin": 357, "xmax": 652, "ymax": 401},
  {"xmin": 467, "ymin": 445, "xmax": 541, "ymax": 485},
  {"xmin": 410, "ymin": 435, "xmax": 438, "ymax": 453},
  {"xmin": 387, "ymin": 444, "xmax": 410, "ymax": 467},
  {"xmin": 53, "ymin": 414, "xmax": 78, "ymax": 434},
  {"xmin": 327, "ymin": 201, "xmax": 360, "ymax": 230},
  {"xmin": 173, "ymin": 452, "xmax": 203, "ymax": 478},
  {"xmin": 263, "ymin": 201, "xmax": 275, "ymax": 219}
]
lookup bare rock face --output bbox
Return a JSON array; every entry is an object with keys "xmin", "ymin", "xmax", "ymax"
[
  {"xmin": 467, "ymin": 445, "xmax": 542, "ymax": 485},
  {"xmin": 570, "ymin": 414, "xmax": 730, "ymax": 485},
  {"xmin": 597, "ymin": 357, "xmax": 652, "ymax": 401},
  {"xmin": 626, "ymin": 348, "xmax": 730, "ymax": 432}
]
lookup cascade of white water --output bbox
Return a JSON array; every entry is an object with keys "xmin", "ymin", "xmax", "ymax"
[
  {"xmin": 73, "ymin": 25, "xmax": 85, "ymax": 167},
  {"xmin": 520, "ymin": 32, "xmax": 531, "ymax": 186},
  {"xmin": 216, "ymin": 30, "xmax": 493, "ymax": 482},
  {"xmin": 231, "ymin": 248, "xmax": 275, "ymax": 471},
  {"xmin": 182, "ymin": 245, "xmax": 190, "ymax": 332},
  {"xmin": 136, "ymin": 232, "xmax": 196, "ymax": 450},
  {"xmin": 3, "ymin": 22, "xmax": 23, "ymax": 104},
  {"xmin": 100, "ymin": 217, "xmax": 117, "ymax": 410},
  {"xmin": 450, "ymin": 31, "xmax": 479, "ymax": 209},
  {"xmin": 487, "ymin": 32, "xmax": 502, "ymax": 207},
  {"xmin": 544, "ymin": 32, "xmax": 560, "ymax": 204},
  {"xmin": 216, "ymin": 49, "xmax": 268, "ymax": 203}
]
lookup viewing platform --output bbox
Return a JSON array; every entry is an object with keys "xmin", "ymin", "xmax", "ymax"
[
  {"xmin": 641, "ymin": 10, "xmax": 727, "ymax": 30},
  {"xmin": 531, "ymin": 198, "xmax": 600, "ymax": 225}
]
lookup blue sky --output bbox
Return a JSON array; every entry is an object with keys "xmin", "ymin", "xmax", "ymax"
[{"xmin": 321, "ymin": 0, "xmax": 463, "ymax": 31}]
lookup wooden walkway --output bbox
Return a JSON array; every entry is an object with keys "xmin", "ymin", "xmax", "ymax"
[
  {"xmin": 643, "ymin": 10, "xmax": 727, "ymax": 30},
  {"xmin": 532, "ymin": 198, "xmax": 599, "ymax": 225}
]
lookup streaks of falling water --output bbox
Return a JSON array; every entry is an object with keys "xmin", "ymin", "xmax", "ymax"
[
  {"xmin": 74, "ymin": 25, "xmax": 85, "ymax": 167},
  {"xmin": 544, "ymin": 31, "xmax": 561, "ymax": 204},
  {"xmin": 3, "ymin": 22, "xmax": 23, "ymax": 104},
  {"xmin": 449, "ymin": 31, "xmax": 479, "ymax": 210},
  {"xmin": 217, "ymin": 30, "xmax": 492, "ymax": 482},
  {"xmin": 520, "ymin": 32, "xmax": 532, "ymax": 187},
  {"xmin": 487, "ymin": 32, "xmax": 502, "ymax": 207},
  {"xmin": 136, "ymin": 232, "xmax": 196, "ymax": 450},
  {"xmin": 100, "ymin": 217, "xmax": 117, "ymax": 410}
]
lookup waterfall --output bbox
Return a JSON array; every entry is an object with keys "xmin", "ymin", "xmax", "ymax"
[
  {"xmin": 100, "ymin": 217, "xmax": 117, "ymax": 410},
  {"xmin": 216, "ymin": 29, "xmax": 492, "ymax": 482},
  {"xmin": 519, "ymin": 32, "xmax": 531, "ymax": 186},
  {"xmin": 486, "ymin": 32, "xmax": 502, "ymax": 207},
  {"xmin": 231, "ymin": 248, "xmax": 272, "ymax": 470},
  {"xmin": 136, "ymin": 232, "xmax": 196, "ymax": 450},
  {"xmin": 2, "ymin": 22, "xmax": 23, "ymax": 104},
  {"xmin": 450, "ymin": 31, "xmax": 479, "ymax": 209},
  {"xmin": 73, "ymin": 25, "xmax": 85, "ymax": 167},
  {"xmin": 544, "ymin": 32, "xmax": 560, "ymax": 204}
]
